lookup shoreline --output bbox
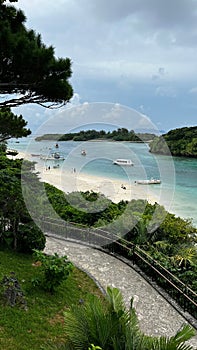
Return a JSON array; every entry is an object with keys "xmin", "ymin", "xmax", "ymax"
[
  {"xmin": 14, "ymin": 151, "xmax": 159, "ymax": 205},
  {"xmin": 9, "ymin": 149, "xmax": 197, "ymax": 227}
]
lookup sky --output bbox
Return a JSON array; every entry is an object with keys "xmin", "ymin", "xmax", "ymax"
[{"xmin": 12, "ymin": 0, "xmax": 197, "ymax": 133}]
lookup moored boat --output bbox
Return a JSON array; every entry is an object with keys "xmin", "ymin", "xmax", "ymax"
[
  {"xmin": 31, "ymin": 154, "xmax": 40, "ymax": 157},
  {"xmin": 135, "ymin": 179, "xmax": 161, "ymax": 185},
  {"xmin": 40, "ymin": 152, "xmax": 65, "ymax": 161},
  {"xmin": 113, "ymin": 159, "xmax": 134, "ymax": 166}
]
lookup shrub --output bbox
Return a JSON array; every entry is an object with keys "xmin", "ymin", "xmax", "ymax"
[
  {"xmin": 32, "ymin": 250, "xmax": 73, "ymax": 293},
  {"xmin": 17, "ymin": 223, "xmax": 46, "ymax": 253}
]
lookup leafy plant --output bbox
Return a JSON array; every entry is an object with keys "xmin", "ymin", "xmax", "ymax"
[
  {"xmin": 17, "ymin": 223, "xmax": 46, "ymax": 253},
  {"xmin": 88, "ymin": 345, "xmax": 102, "ymax": 350},
  {"xmin": 32, "ymin": 250, "xmax": 73, "ymax": 293},
  {"xmin": 64, "ymin": 287, "xmax": 196, "ymax": 350}
]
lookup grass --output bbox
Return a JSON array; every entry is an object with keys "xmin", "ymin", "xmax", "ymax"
[{"xmin": 0, "ymin": 249, "xmax": 104, "ymax": 350}]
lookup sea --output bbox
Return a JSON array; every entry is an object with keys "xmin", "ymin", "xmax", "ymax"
[{"xmin": 8, "ymin": 137, "xmax": 197, "ymax": 228}]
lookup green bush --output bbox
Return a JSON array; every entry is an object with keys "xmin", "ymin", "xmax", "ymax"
[
  {"xmin": 32, "ymin": 250, "xmax": 73, "ymax": 293},
  {"xmin": 17, "ymin": 223, "xmax": 46, "ymax": 253}
]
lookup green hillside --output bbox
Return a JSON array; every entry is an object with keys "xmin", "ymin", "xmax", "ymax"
[
  {"xmin": 149, "ymin": 126, "xmax": 197, "ymax": 157},
  {"xmin": 35, "ymin": 128, "xmax": 156, "ymax": 142}
]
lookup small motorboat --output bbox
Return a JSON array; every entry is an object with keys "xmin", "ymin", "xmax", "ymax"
[
  {"xmin": 135, "ymin": 179, "xmax": 161, "ymax": 185},
  {"xmin": 40, "ymin": 152, "xmax": 65, "ymax": 161},
  {"xmin": 113, "ymin": 159, "xmax": 134, "ymax": 166},
  {"xmin": 81, "ymin": 150, "xmax": 86, "ymax": 156},
  {"xmin": 31, "ymin": 154, "xmax": 40, "ymax": 157}
]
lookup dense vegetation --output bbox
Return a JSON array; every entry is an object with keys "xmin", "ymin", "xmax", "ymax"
[
  {"xmin": 45, "ymin": 183, "xmax": 197, "ymax": 294},
  {"xmin": 0, "ymin": 146, "xmax": 46, "ymax": 252},
  {"xmin": 35, "ymin": 128, "xmax": 156, "ymax": 142},
  {"xmin": 149, "ymin": 126, "xmax": 197, "ymax": 157},
  {"xmin": 0, "ymin": 107, "xmax": 31, "ymax": 142}
]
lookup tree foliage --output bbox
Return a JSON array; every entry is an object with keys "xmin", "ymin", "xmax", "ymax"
[
  {"xmin": 44, "ymin": 184, "xmax": 197, "ymax": 293},
  {"xmin": 0, "ymin": 0, "xmax": 73, "ymax": 108},
  {"xmin": 149, "ymin": 126, "xmax": 197, "ymax": 157},
  {"xmin": 0, "ymin": 107, "xmax": 31, "ymax": 141},
  {"xmin": 35, "ymin": 128, "xmax": 156, "ymax": 142},
  {"xmin": 0, "ymin": 153, "xmax": 45, "ymax": 251}
]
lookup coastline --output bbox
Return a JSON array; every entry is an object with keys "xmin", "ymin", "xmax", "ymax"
[{"xmin": 14, "ymin": 151, "xmax": 159, "ymax": 205}]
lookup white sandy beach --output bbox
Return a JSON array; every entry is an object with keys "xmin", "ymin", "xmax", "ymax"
[{"xmin": 14, "ymin": 150, "xmax": 159, "ymax": 205}]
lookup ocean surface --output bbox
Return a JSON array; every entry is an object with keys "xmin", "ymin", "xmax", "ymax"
[{"xmin": 8, "ymin": 137, "xmax": 197, "ymax": 228}]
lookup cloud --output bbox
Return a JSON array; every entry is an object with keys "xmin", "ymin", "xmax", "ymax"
[
  {"xmin": 33, "ymin": 102, "xmax": 159, "ymax": 135},
  {"xmin": 188, "ymin": 87, "xmax": 197, "ymax": 94},
  {"xmin": 155, "ymin": 86, "xmax": 177, "ymax": 98},
  {"xmin": 11, "ymin": 0, "xmax": 197, "ymax": 130}
]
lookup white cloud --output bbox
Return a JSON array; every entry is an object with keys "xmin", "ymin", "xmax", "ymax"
[
  {"xmin": 155, "ymin": 86, "xmax": 177, "ymax": 98},
  {"xmin": 188, "ymin": 87, "xmax": 197, "ymax": 94}
]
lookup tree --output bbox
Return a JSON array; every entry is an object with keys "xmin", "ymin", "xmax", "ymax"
[
  {"xmin": 0, "ymin": 107, "xmax": 31, "ymax": 142},
  {"xmin": 0, "ymin": 0, "xmax": 73, "ymax": 108}
]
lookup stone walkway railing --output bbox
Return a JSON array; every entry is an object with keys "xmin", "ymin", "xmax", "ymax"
[{"xmin": 44, "ymin": 236, "xmax": 197, "ymax": 347}]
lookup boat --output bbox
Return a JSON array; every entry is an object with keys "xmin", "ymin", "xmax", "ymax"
[
  {"xmin": 81, "ymin": 149, "xmax": 86, "ymax": 156},
  {"xmin": 40, "ymin": 152, "xmax": 65, "ymax": 161},
  {"xmin": 135, "ymin": 179, "xmax": 161, "ymax": 185},
  {"xmin": 31, "ymin": 154, "xmax": 40, "ymax": 157},
  {"xmin": 113, "ymin": 159, "xmax": 134, "ymax": 166}
]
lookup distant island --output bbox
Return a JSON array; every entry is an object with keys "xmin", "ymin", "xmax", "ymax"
[
  {"xmin": 149, "ymin": 126, "xmax": 197, "ymax": 157},
  {"xmin": 35, "ymin": 128, "xmax": 156, "ymax": 142}
]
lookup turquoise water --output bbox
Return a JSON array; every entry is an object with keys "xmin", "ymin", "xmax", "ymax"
[{"xmin": 9, "ymin": 138, "xmax": 197, "ymax": 227}]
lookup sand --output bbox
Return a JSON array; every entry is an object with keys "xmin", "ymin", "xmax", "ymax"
[{"xmin": 12, "ymin": 151, "xmax": 159, "ymax": 205}]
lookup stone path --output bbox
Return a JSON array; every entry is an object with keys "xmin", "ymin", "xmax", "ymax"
[{"xmin": 44, "ymin": 236, "xmax": 197, "ymax": 347}]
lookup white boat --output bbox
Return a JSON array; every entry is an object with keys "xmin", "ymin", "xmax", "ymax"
[
  {"xmin": 113, "ymin": 159, "xmax": 134, "ymax": 166},
  {"xmin": 135, "ymin": 179, "xmax": 161, "ymax": 185},
  {"xmin": 40, "ymin": 152, "xmax": 65, "ymax": 161}
]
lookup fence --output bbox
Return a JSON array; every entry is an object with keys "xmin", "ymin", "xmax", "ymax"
[{"xmin": 40, "ymin": 217, "xmax": 197, "ymax": 323}]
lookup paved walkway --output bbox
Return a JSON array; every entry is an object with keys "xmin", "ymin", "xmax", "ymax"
[{"xmin": 44, "ymin": 236, "xmax": 197, "ymax": 347}]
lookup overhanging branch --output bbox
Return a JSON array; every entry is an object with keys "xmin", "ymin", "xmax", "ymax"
[{"xmin": 0, "ymin": 95, "xmax": 67, "ymax": 109}]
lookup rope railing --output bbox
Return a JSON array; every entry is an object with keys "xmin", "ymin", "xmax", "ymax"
[{"xmin": 40, "ymin": 217, "xmax": 197, "ymax": 323}]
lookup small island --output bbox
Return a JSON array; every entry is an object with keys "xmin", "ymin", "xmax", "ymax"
[
  {"xmin": 149, "ymin": 126, "xmax": 197, "ymax": 157},
  {"xmin": 35, "ymin": 128, "xmax": 156, "ymax": 142}
]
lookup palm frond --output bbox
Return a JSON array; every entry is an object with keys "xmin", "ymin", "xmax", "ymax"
[
  {"xmin": 172, "ymin": 324, "xmax": 196, "ymax": 346},
  {"xmin": 106, "ymin": 286, "xmax": 126, "ymax": 315}
]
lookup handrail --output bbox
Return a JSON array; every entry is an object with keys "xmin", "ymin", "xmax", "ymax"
[
  {"xmin": 110, "ymin": 240, "xmax": 197, "ymax": 301},
  {"xmin": 40, "ymin": 217, "xmax": 197, "ymax": 322},
  {"xmin": 136, "ymin": 245, "xmax": 197, "ymax": 297}
]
